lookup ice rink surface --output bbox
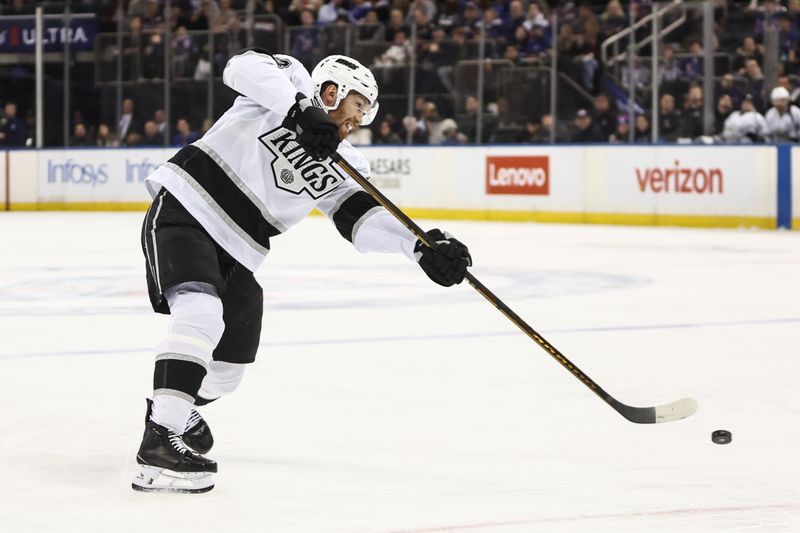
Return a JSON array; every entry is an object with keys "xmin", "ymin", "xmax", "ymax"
[{"xmin": 1, "ymin": 212, "xmax": 799, "ymax": 532}]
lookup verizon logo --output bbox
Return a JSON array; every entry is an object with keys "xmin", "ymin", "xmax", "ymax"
[
  {"xmin": 486, "ymin": 156, "xmax": 549, "ymax": 195},
  {"xmin": 636, "ymin": 161, "xmax": 724, "ymax": 194}
]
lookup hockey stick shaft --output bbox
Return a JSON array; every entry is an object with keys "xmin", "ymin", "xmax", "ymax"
[{"xmin": 332, "ymin": 153, "xmax": 696, "ymax": 424}]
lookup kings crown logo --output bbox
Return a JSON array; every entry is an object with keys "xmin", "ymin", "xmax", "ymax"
[
  {"xmin": 280, "ymin": 168, "xmax": 294, "ymax": 184},
  {"xmin": 259, "ymin": 127, "xmax": 345, "ymax": 199}
]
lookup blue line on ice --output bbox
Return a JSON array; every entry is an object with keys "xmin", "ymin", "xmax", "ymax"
[{"xmin": 1, "ymin": 317, "xmax": 798, "ymax": 361}]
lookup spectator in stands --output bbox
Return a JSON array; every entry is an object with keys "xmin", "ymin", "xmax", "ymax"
[
  {"xmin": 461, "ymin": 2, "xmax": 482, "ymax": 33},
  {"xmin": 715, "ymin": 93, "xmax": 734, "ymax": 134},
  {"xmin": 592, "ymin": 93, "xmax": 617, "ymax": 139},
  {"xmin": 402, "ymin": 116, "xmax": 429, "ymax": 144},
  {"xmin": 95, "ymin": 123, "xmax": 119, "ymax": 147},
  {"xmin": 658, "ymin": 93, "xmax": 682, "ymax": 142},
  {"xmin": 574, "ymin": 1, "xmax": 600, "ymax": 49},
  {"xmin": 733, "ymin": 36, "xmax": 764, "ymax": 72},
  {"xmin": 171, "ymin": 118, "xmax": 199, "ymax": 146},
  {"xmin": 516, "ymin": 116, "xmax": 548, "ymax": 143},
  {"xmin": 373, "ymin": 119, "xmax": 403, "ymax": 144},
  {"xmin": 570, "ymin": 108, "xmax": 603, "ymax": 142},
  {"xmin": 385, "ymin": 8, "xmax": 409, "ymax": 42},
  {"xmin": 609, "ymin": 115, "xmax": 631, "ymax": 143},
  {"xmin": 407, "ymin": 0, "xmax": 438, "ymax": 23},
  {"xmin": 126, "ymin": 132, "xmax": 143, "ymax": 146},
  {"xmin": 523, "ymin": 3, "xmax": 549, "ymax": 33},
  {"xmin": 3, "ymin": 0, "xmax": 34, "ymax": 16},
  {"xmin": 723, "ymin": 94, "xmax": 767, "ymax": 143},
  {"xmin": 717, "ymin": 73, "xmax": 747, "ymax": 108},
  {"xmin": 153, "ymin": 109, "xmax": 167, "ymax": 135},
  {"xmin": 456, "ymin": 94, "xmax": 485, "ymax": 144},
  {"xmin": 524, "ymin": 24, "xmax": 552, "ymax": 60},
  {"xmin": 479, "ymin": 7, "xmax": 505, "ymax": 40},
  {"xmin": 440, "ymin": 119, "xmax": 466, "ymax": 145},
  {"xmin": 200, "ymin": 118, "xmax": 214, "ymax": 137},
  {"xmin": 504, "ymin": 44, "xmax": 521, "ymax": 64},
  {"xmin": 142, "ymin": 0, "xmax": 164, "ymax": 30},
  {"xmin": 0, "ymin": 102, "xmax": 26, "ymax": 147},
  {"xmin": 169, "ymin": 4, "xmax": 192, "ymax": 31},
  {"xmin": 749, "ymin": 0, "xmax": 783, "ymax": 39},
  {"xmin": 503, "ymin": 0, "xmax": 527, "ymax": 41},
  {"xmin": 189, "ymin": 1, "xmax": 214, "ymax": 31},
  {"xmin": 213, "ymin": 0, "xmax": 241, "ymax": 32},
  {"xmin": 777, "ymin": 13, "xmax": 799, "ymax": 61},
  {"xmin": 375, "ymin": 30, "xmax": 412, "ymax": 67},
  {"xmin": 291, "ymin": 9, "xmax": 321, "ymax": 71},
  {"xmin": 437, "ymin": 0, "xmax": 464, "ymax": 32},
  {"xmin": 411, "ymin": 5, "xmax": 438, "ymax": 40},
  {"xmin": 287, "ymin": 0, "xmax": 323, "ymax": 25},
  {"xmin": 142, "ymin": 120, "xmax": 165, "ymax": 145},
  {"xmin": 742, "ymin": 58, "xmax": 766, "ymax": 111},
  {"xmin": 765, "ymin": 86, "xmax": 800, "ymax": 141},
  {"xmin": 634, "ymin": 114, "xmax": 651, "ymax": 143},
  {"xmin": 118, "ymin": 98, "xmax": 141, "ymax": 144},
  {"xmin": 70, "ymin": 123, "xmax": 94, "ymax": 147},
  {"xmin": 777, "ymin": 74, "xmax": 800, "ymax": 104},
  {"xmin": 680, "ymin": 84, "xmax": 705, "ymax": 139},
  {"xmin": 659, "ymin": 44, "xmax": 683, "ymax": 96},
  {"xmin": 318, "ymin": 0, "xmax": 345, "ymax": 24},
  {"xmin": 600, "ymin": 0, "xmax": 627, "ymax": 38},
  {"xmin": 172, "ymin": 26, "xmax": 195, "ymax": 78},
  {"xmin": 419, "ymin": 27, "xmax": 456, "ymax": 92},
  {"xmin": 679, "ymin": 39, "xmax": 704, "ymax": 83}
]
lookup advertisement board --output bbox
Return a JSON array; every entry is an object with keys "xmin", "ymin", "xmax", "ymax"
[
  {"xmin": 1, "ymin": 145, "xmax": 784, "ymax": 228},
  {"xmin": 792, "ymin": 146, "xmax": 800, "ymax": 230},
  {"xmin": 586, "ymin": 146, "xmax": 776, "ymax": 226},
  {"xmin": 36, "ymin": 148, "xmax": 173, "ymax": 206},
  {"xmin": 0, "ymin": 14, "xmax": 97, "ymax": 53}
]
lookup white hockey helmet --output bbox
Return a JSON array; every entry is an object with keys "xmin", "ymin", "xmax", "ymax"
[
  {"xmin": 312, "ymin": 55, "xmax": 379, "ymax": 126},
  {"xmin": 770, "ymin": 86, "xmax": 790, "ymax": 102}
]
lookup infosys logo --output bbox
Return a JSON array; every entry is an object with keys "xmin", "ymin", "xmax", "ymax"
[
  {"xmin": 47, "ymin": 159, "xmax": 108, "ymax": 187},
  {"xmin": 486, "ymin": 156, "xmax": 549, "ymax": 195}
]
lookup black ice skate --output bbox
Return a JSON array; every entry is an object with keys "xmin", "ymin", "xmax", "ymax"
[
  {"xmin": 144, "ymin": 398, "xmax": 214, "ymax": 454},
  {"xmin": 132, "ymin": 405, "xmax": 217, "ymax": 493}
]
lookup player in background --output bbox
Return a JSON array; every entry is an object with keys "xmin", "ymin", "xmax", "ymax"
[
  {"xmin": 132, "ymin": 51, "xmax": 472, "ymax": 493},
  {"xmin": 765, "ymin": 86, "xmax": 800, "ymax": 142}
]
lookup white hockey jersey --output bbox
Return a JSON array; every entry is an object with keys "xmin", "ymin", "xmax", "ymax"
[
  {"xmin": 722, "ymin": 109, "xmax": 767, "ymax": 144},
  {"xmin": 764, "ymin": 105, "xmax": 800, "ymax": 142},
  {"xmin": 145, "ymin": 50, "xmax": 417, "ymax": 272}
]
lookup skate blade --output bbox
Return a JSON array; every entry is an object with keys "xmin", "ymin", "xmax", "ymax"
[{"xmin": 131, "ymin": 465, "xmax": 215, "ymax": 493}]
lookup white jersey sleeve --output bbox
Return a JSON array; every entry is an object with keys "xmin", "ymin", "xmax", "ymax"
[
  {"xmin": 316, "ymin": 142, "xmax": 418, "ymax": 261},
  {"xmin": 222, "ymin": 50, "xmax": 312, "ymax": 116}
]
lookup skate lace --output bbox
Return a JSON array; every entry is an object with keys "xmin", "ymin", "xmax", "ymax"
[
  {"xmin": 168, "ymin": 432, "xmax": 193, "ymax": 455},
  {"xmin": 185, "ymin": 410, "xmax": 202, "ymax": 431}
]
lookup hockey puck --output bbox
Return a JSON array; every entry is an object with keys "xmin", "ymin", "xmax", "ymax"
[{"xmin": 711, "ymin": 430, "xmax": 732, "ymax": 445}]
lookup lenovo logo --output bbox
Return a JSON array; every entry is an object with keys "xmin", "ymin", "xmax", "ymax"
[{"xmin": 486, "ymin": 156, "xmax": 549, "ymax": 195}]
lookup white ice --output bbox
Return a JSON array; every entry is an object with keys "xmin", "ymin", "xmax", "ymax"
[{"xmin": 1, "ymin": 212, "xmax": 799, "ymax": 533}]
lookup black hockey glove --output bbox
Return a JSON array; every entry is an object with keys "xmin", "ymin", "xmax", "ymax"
[
  {"xmin": 283, "ymin": 92, "xmax": 339, "ymax": 161},
  {"xmin": 414, "ymin": 229, "xmax": 472, "ymax": 287}
]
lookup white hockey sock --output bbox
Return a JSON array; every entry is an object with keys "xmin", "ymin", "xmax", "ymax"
[
  {"xmin": 198, "ymin": 361, "xmax": 247, "ymax": 401},
  {"xmin": 151, "ymin": 394, "xmax": 194, "ymax": 435}
]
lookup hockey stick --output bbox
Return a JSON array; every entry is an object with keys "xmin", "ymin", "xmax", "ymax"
[{"xmin": 332, "ymin": 153, "xmax": 697, "ymax": 424}]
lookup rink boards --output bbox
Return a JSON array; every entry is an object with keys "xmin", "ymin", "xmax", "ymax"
[{"xmin": 1, "ymin": 144, "xmax": 796, "ymax": 229}]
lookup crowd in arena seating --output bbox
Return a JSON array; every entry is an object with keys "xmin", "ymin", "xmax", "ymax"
[{"xmin": 1, "ymin": 0, "xmax": 800, "ymax": 147}]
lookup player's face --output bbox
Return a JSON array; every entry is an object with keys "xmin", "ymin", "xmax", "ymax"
[{"xmin": 329, "ymin": 91, "xmax": 371, "ymax": 140}]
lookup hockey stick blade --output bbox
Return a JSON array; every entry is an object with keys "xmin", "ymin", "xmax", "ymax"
[
  {"xmin": 610, "ymin": 397, "xmax": 698, "ymax": 424},
  {"xmin": 331, "ymin": 153, "xmax": 698, "ymax": 425}
]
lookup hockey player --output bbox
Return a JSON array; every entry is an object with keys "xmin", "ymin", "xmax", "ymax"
[
  {"xmin": 721, "ymin": 94, "xmax": 767, "ymax": 144},
  {"xmin": 132, "ymin": 51, "xmax": 472, "ymax": 493},
  {"xmin": 765, "ymin": 86, "xmax": 800, "ymax": 142}
]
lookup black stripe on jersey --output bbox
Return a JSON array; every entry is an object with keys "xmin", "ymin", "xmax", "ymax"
[
  {"xmin": 332, "ymin": 190, "xmax": 381, "ymax": 242},
  {"xmin": 168, "ymin": 145, "xmax": 281, "ymax": 248},
  {"xmin": 153, "ymin": 359, "xmax": 208, "ymax": 398}
]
